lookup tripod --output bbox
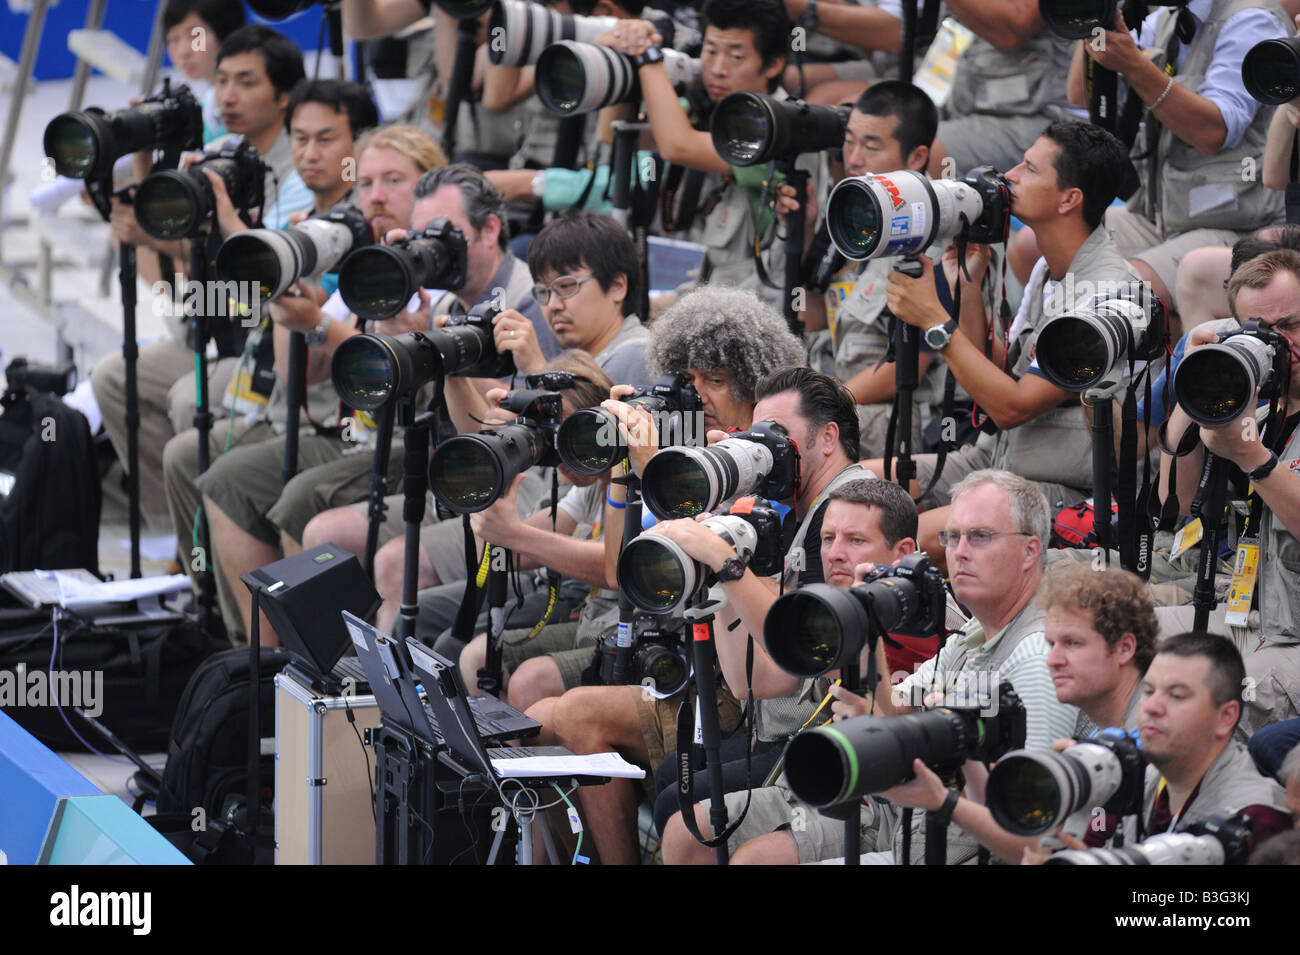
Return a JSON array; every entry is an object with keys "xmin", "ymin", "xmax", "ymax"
[
  {"xmin": 682, "ymin": 584, "xmax": 734, "ymax": 865},
  {"xmin": 610, "ymin": 119, "xmax": 654, "ymax": 323},
  {"xmin": 1190, "ymin": 451, "xmax": 1229, "ymax": 633},
  {"xmin": 776, "ymin": 157, "xmax": 810, "ymax": 339},
  {"xmin": 883, "ymin": 256, "xmax": 926, "ymax": 493}
]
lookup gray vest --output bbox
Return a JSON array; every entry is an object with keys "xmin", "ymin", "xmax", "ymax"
[
  {"xmin": 1139, "ymin": 738, "xmax": 1289, "ymax": 833},
  {"xmin": 985, "ymin": 227, "xmax": 1137, "ymax": 489},
  {"xmin": 1259, "ymin": 419, "xmax": 1300, "ymax": 645},
  {"xmin": 1130, "ymin": 0, "xmax": 1289, "ymax": 234},
  {"xmin": 947, "ymin": 28, "xmax": 1074, "ymax": 120},
  {"xmin": 753, "ymin": 463, "xmax": 873, "ymax": 742}
]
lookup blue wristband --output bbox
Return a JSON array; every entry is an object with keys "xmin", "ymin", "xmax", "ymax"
[{"xmin": 606, "ymin": 489, "xmax": 627, "ymax": 510}]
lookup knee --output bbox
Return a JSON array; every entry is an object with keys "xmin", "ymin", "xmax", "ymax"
[
  {"xmin": 507, "ymin": 657, "xmax": 563, "ymax": 713},
  {"xmin": 459, "ymin": 634, "xmax": 486, "ymax": 687},
  {"xmin": 374, "ymin": 538, "xmax": 406, "ymax": 597},
  {"xmin": 91, "ymin": 351, "xmax": 125, "ymax": 402}
]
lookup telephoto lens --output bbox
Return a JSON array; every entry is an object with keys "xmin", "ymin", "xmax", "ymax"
[
  {"xmin": 331, "ymin": 304, "xmax": 512, "ymax": 411},
  {"xmin": 489, "ymin": 0, "xmax": 620, "ymax": 67},
  {"xmin": 134, "ymin": 135, "xmax": 265, "ymax": 240},
  {"xmin": 337, "ymin": 218, "xmax": 469, "ymax": 321},
  {"xmin": 1045, "ymin": 812, "xmax": 1254, "ymax": 865},
  {"xmin": 617, "ymin": 498, "xmax": 786, "ymax": 614},
  {"xmin": 826, "ymin": 167, "xmax": 1011, "ymax": 261},
  {"xmin": 1037, "ymin": 0, "xmax": 1193, "ymax": 40},
  {"xmin": 782, "ymin": 683, "xmax": 1027, "ymax": 808},
  {"xmin": 1034, "ymin": 282, "xmax": 1166, "ymax": 395},
  {"xmin": 710, "ymin": 93, "xmax": 848, "ymax": 166},
  {"xmin": 43, "ymin": 80, "xmax": 202, "ymax": 180},
  {"xmin": 1243, "ymin": 36, "xmax": 1300, "ymax": 106},
  {"xmin": 428, "ymin": 388, "xmax": 565, "ymax": 514},
  {"xmin": 535, "ymin": 40, "xmax": 699, "ymax": 115},
  {"xmin": 985, "ymin": 728, "xmax": 1146, "ymax": 836},
  {"xmin": 555, "ymin": 372, "xmax": 703, "ymax": 476},
  {"xmin": 764, "ymin": 554, "xmax": 947, "ymax": 678},
  {"xmin": 1172, "ymin": 322, "xmax": 1288, "ymax": 427},
  {"xmin": 215, "ymin": 203, "xmax": 372, "ymax": 302},
  {"xmin": 639, "ymin": 421, "xmax": 800, "ymax": 519}
]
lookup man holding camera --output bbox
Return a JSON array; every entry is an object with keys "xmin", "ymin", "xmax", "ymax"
[
  {"xmin": 829, "ymin": 470, "xmax": 1077, "ymax": 864},
  {"xmin": 1158, "ymin": 249, "xmax": 1300, "ymax": 738},
  {"xmin": 661, "ymin": 477, "xmax": 946, "ymax": 865},
  {"xmin": 870, "ymin": 120, "xmax": 1139, "ymax": 563},
  {"xmin": 92, "ymin": 24, "xmax": 313, "ymax": 533},
  {"xmin": 1067, "ymin": 0, "xmax": 1291, "ymax": 327},
  {"xmin": 803, "ymin": 80, "xmax": 953, "ymax": 457},
  {"xmin": 544, "ymin": 366, "xmax": 868, "ymax": 863},
  {"xmin": 197, "ymin": 123, "xmax": 448, "ymax": 642},
  {"xmin": 595, "ymin": 0, "xmax": 822, "ymax": 309}
]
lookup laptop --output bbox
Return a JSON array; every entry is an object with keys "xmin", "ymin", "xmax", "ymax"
[
  {"xmin": 408, "ymin": 635, "xmax": 641, "ymax": 785},
  {"xmin": 342, "ymin": 612, "xmax": 539, "ymax": 745}
]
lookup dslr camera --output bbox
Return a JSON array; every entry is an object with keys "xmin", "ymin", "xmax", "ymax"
[
  {"xmin": 134, "ymin": 135, "xmax": 265, "ymax": 240},
  {"xmin": 337, "ymin": 218, "xmax": 469, "ymax": 322},
  {"xmin": 1172, "ymin": 320, "xmax": 1290, "ymax": 428},
  {"xmin": 555, "ymin": 372, "xmax": 704, "ymax": 476}
]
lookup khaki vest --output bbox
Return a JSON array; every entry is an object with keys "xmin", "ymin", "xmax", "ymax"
[
  {"xmin": 1129, "ymin": 0, "xmax": 1290, "ymax": 235},
  {"xmin": 947, "ymin": 29, "xmax": 1074, "ymax": 120},
  {"xmin": 1137, "ymin": 739, "xmax": 1289, "ymax": 834},
  {"xmin": 1259, "ymin": 420, "xmax": 1300, "ymax": 645}
]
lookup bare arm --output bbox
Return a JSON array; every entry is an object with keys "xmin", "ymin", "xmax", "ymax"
[
  {"xmin": 782, "ymin": 0, "xmax": 903, "ymax": 55},
  {"xmin": 482, "ymin": 63, "xmax": 536, "ymax": 112},
  {"xmin": 342, "ymin": 0, "xmax": 426, "ymax": 40},
  {"xmin": 1264, "ymin": 103, "xmax": 1300, "ymax": 192},
  {"xmin": 943, "ymin": 0, "xmax": 1043, "ymax": 53}
]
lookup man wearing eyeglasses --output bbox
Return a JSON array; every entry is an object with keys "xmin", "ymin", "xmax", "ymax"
[{"xmin": 825, "ymin": 469, "xmax": 1078, "ymax": 864}]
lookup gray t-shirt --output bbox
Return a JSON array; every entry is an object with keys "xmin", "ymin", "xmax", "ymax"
[{"xmin": 594, "ymin": 314, "xmax": 650, "ymax": 390}]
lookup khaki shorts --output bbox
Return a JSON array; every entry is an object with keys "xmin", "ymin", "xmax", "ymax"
[
  {"xmin": 500, "ymin": 621, "xmax": 596, "ymax": 691},
  {"xmin": 699, "ymin": 786, "xmax": 896, "ymax": 863},
  {"xmin": 636, "ymin": 686, "xmax": 744, "ymax": 770},
  {"xmin": 1104, "ymin": 206, "xmax": 1243, "ymax": 304}
]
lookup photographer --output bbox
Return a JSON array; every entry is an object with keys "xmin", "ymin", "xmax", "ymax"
[
  {"xmin": 308, "ymin": 208, "xmax": 650, "ymax": 634},
  {"xmin": 546, "ymin": 366, "xmax": 869, "ymax": 863},
  {"xmin": 661, "ymin": 477, "xmax": 953, "ymax": 865},
  {"xmin": 198, "ymin": 123, "xmax": 447, "ymax": 642},
  {"xmin": 1065, "ymin": 0, "xmax": 1292, "ymax": 329},
  {"xmin": 867, "ymin": 121, "xmax": 1139, "ymax": 565},
  {"xmin": 91, "ymin": 24, "xmax": 312, "ymax": 533},
  {"xmin": 159, "ymin": 80, "xmax": 383, "ymax": 603},
  {"xmin": 1158, "ymin": 249, "xmax": 1300, "ymax": 737},
  {"xmin": 594, "ymin": 0, "xmax": 823, "ymax": 308},
  {"xmin": 162, "ymin": 0, "xmax": 246, "ymax": 145},
  {"xmin": 804, "ymin": 80, "xmax": 954, "ymax": 456},
  {"xmin": 833, "ymin": 470, "xmax": 1078, "ymax": 864}
]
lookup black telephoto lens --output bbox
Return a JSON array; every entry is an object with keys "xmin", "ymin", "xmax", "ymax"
[
  {"xmin": 428, "ymin": 423, "xmax": 550, "ymax": 514},
  {"xmin": 710, "ymin": 92, "xmax": 848, "ymax": 166},
  {"xmin": 1243, "ymin": 37, "xmax": 1300, "ymax": 106},
  {"xmin": 332, "ymin": 333, "xmax": 443, "ymax": 412}
]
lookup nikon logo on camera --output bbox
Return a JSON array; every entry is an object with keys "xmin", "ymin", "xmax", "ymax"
[{"xmin": 151, "ymin": 273, "xmax": 261, "ymax": 325}]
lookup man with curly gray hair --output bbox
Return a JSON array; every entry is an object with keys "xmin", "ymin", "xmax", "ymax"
[{"xmin": 647, "ymin": 286, "xmax": 806, "ymax": 431}]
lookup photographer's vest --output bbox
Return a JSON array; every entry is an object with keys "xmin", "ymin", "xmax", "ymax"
[
  {"xmin": 1255, "ymin": 414, "xmax": 1300, "ymax": 646},
  {"xmin": 753, "ymin": 463, "xmax": 872, "ymax": 742},
  {"xmin": 980, "ymin": 227, "xmax": 1137, "ymax": 492},
  {"xmin": 893, "ymin": 599, "xmax": 1048, "ymax": 864},
  {"xmin": 946, "ymin": 29, "xmax": 1074, "ymax": 120},
  {"xmin": 830, "ymin": 256, "xmax": 949, "ymax": 406},
  {"xmin": 1128, "ymin": 0, "xmax": 1289, "ymax": 235},
  {"xmin": 1133, "ymin": 740, "xmax": 1289, "ymax": 837}
]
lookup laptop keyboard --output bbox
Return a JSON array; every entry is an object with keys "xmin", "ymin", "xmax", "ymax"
[{"xmin": 487, "ymin": 746, "xmax": 559, "ymax": 759}]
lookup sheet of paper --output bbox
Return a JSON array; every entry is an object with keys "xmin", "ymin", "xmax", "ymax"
[{"xmin": 490, "ymin": 750, "xmax": 647, "ymax": 780}]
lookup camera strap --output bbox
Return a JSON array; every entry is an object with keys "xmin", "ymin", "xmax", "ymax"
[
  {"xmin": 674, "ymin": 636, "xmax": 754, "ymax": 848},
  {"xmin": 1288, "ymin": 133, "xmax": 1300, "ymax": 226},
  {"xmin": 450, "ymin": 515, "xmax": 484, "ymax": 644},
  {"xmin": 525, "ymin": 471, "xmax": 564, "ymax": 639}
]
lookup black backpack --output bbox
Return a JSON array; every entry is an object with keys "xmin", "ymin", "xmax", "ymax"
[
  {"xmin": 0, "ymin": 386, "xmax": 101, "ymax": 574},
  {"xmin": 155, "ymin": 646, "xmax": 293, "ymax": 822}
]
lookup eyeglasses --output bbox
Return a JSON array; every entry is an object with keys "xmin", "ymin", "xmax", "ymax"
[
  {"xmin": 531, "ymin": 273, "xmax": 597, "ymax": 306},
  {"xmin": 525, "ymin": 371, "xmax": 593, "ymax": 391},
  {"xmin": 936, "ymin": 528, "xmax": 1032, "ymax": 549}
]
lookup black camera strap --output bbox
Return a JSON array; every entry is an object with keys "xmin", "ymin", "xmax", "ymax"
[{"xmin": 1288, "ymin": 132, "xmax": 1300, "ymax": 226}]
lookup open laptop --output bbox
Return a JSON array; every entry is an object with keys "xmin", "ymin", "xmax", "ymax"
[
  {"xmin": 408, "ymin": 636, "xmax": 643, "ymax": 785},
  {"xmin": 342, "ymin": 612, "xmax": 539, "ymax": 745}
]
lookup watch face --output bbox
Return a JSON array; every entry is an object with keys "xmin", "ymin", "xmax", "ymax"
[{"xmin": 925, "ymin": 325, "xmax": 949, "ymax": 348}]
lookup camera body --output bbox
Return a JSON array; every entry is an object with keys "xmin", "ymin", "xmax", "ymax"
[
  {"xmin": 44, "ymin": 78, "xmax": 202, "ymax": 181},
  {"xmin": 3, "ymin": 358, "xmax": 76, "ymax": 397},
  {"xmin": 595, "ymin": 618, "xmax": 691, "ymax": 696},
  {"xmin": 617, "ymin": 497, "xmax": 793, "ymax": 615},
  {"xmin": 135, "ymin": 135, "xmax": 265, "ymax": 240},
  {"xmin": 640, "ymin": 420, "xmax": 801, "ymax": 520},
  {"xmin": 1172, "ymin": 320, "xmax": 1290, "ymax": 428},
  {"xmin": 555, "ymin": 371, "xmax": 704, "ymax": 476},
  {"xmin": 765, "ymin": 552, "xmax": 947, "ymax": 679},
  {"xmin": 338, "ymin": 218, "xmax": 470, "ymax": 321}
]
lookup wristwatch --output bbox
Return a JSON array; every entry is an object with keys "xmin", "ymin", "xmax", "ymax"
[
  {"xmin": 716, "ymin": 556, "xmax": 747, "ymax": 583},
  {"xmin": 923, "ymin": 318, "xmax": 958, "ymax": 351},
  {"xmin": 634, "ymin": 45, "xmax": 664, "ymax": 68},
  {"xmin": 304, "ymin": 312, "xmax": 332, "ymax": 346},
  {"xmin": 1248, "ymin": 451, "xmax": 1280, "ymax": 483}
]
